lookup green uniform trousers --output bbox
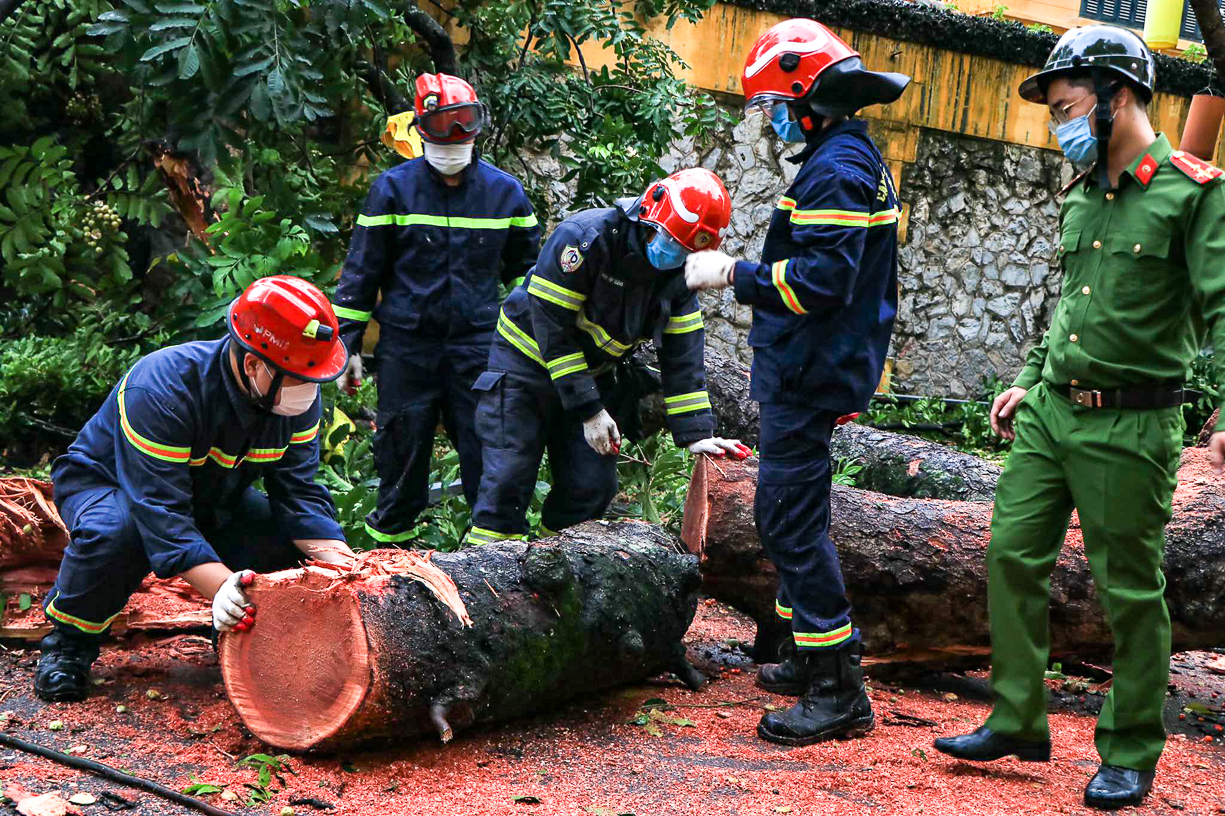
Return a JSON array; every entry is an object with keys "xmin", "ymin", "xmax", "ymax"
[{"xmin": 983, "ymin": 382, "xmax": 1183, "ymax": 771}]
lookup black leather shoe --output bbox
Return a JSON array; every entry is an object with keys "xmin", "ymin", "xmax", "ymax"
[
  {"xmin": 757, "ymin": 639, "xmax": 874, "ymax": 746},
  {"xmin": 34, "ymin": 629, "xmax": 100, "ymax": 702},
  {"xmin": 756, "ymin": 639, "xmax": 806, "ymax": 695},
  {"xmin": 932, "ymin": 725, "xmax": 1051, "ymax": 762},
  {"xmin": 1083, "ymin": 764, "xmax": 1155, "ymax": 810}
]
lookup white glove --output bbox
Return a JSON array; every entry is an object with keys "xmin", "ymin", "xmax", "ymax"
[
  {"xmin": 684, "ymin": 250, "xmax": 737, "ymax": 291},
  {"xmin": 212, "ymin": 570, "xmax": 255, "ymax": 633},
  {"xmin": 687, "ymin": 437, "xmax": 752, "ymax": 460},
  {"xmin": 336, "ymin": 354, "xmax": 363, "ymax": 395},
  {"xmin": 582, "ymin": 409, "xmax": 621, "ymax": 456}
]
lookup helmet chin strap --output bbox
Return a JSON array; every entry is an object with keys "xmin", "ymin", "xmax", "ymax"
[
  {"xmin": 1094, "ymin": 69, "xmax": 1116, "ymax": 191},
  {"xmin": 236, "ymin": 356, "xmax": 285, "ymax": 413}
]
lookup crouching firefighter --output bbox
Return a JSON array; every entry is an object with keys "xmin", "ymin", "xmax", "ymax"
[
  {"xmin": 36, "ymin": 277, "xmax": 356, "ymax": 701},
  {"xmin": 333, "ymin": 72, "xmax": 540, "ymax": 545},
  {"xmin": 685, "ymin": 18, "xmax": 910, "ymax": 745},
  {"xmin": 464, "ymin": 168, "xmax": 750, "ymax": 545}
]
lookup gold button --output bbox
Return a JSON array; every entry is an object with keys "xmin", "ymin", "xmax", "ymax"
[
  {"xmin": 1082, "ymin": 286, "xmax": 1091, "ymax": 295},
  {"xmin": 1106, "ymin": 192, "xmax": 1115, "ymax": 201},
  {"xmin": 1092, "ymin": 240, "xmax": 1102, "ymax": 249},
  {"xmin": 1070, "ymin": 334, "xmax": 1079, "ymax": 342},
  {"xmin": 1070, "ymin": 379, "xmax": 1080, "ymax": 386},
  {"xmin": 1133, "ymin": 244, "xmax": 1142, "ymax": 253}
]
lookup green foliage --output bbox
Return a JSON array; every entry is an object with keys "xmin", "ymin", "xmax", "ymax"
[
  {"xmin": 1025, "ymin": 22, "xmax": 1054, "ymax": 34},
  {"xmin": 990, "ymin": 4, "xmax": 1008, "ymax": 20},
  {"xmin": 861, "ymin": 376, "xmax": 1012, "ymax": 461},
  {"xmin": 615, "ymin": 434, "xmax": 693, "ymax": 534},
  {"xmin": 235, "ymin": 753, "xmax": 294, "ymax": 808},
  {"xmin": 1184, "ymin": 348, "xmax": 1218, "ymax": 445},
  {"xmin": 1181, "ymin": 43, "xmax": 1208, "ymax": 64},
  {"xmin": 0, "ymin": 321, "xmax": 161, "ymax": 444},
  {"xmin": 832, "ymin": 455, "xmax": 863, "ymax": 487},
  {"xmin": 181, "ymin": 777, "xmax": 223, "ymax": 796}
]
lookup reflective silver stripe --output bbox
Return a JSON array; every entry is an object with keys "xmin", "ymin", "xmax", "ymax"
[
  {"xmin": 664, "ymin": 390, "xmax": 711, "ymax": 415},
  {"xmin": 546, "ymin": 352, "xmax": 588, "ymax": 380},
  {"xmin": 575, "ymin": 310, "xmax": 633, "ymax": 355},
  {"xmin": 528, "ymin": 277, "xmax": 587, "ymax": 311},
  {"xmin": 664, "ymin": 310, "xmax": 704, "ymax": 335}
]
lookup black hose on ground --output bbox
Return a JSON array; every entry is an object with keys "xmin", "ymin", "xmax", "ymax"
[{"xmin": 0, "ymin": 731, "xmax": 240, "ymax": 816}]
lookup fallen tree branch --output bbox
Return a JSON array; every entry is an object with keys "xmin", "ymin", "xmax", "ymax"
[
  {"xmin": 403, "ymin": 0, "xmax": 458, "ymax": 75},
  {"xmin": 1190, "ymin": 0, "xmax": 1225, "ymax": 88},
  {"xmin": 0, "ymin": 732, "xmax": 240, "ymax": 816}
]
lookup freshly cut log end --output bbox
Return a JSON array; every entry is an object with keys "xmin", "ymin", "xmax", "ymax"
[
  {"xmin": 220, "ymin": 522, "xmax": 701, "ymax": 752},
  {"xmin": 220, "ymin": 567, "xmax": 372, "ymax": 751}
]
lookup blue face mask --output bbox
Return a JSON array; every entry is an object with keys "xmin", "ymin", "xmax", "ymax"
[
  {"xmin": 646, "ymin": 229, "xmax": 689, "ymax": 270},
  {"xmin": 1054, "ymin": 111, "xmax": 1098, "ymax": 172},
  {"xmin": 770, "ymin": 102, "xmax": 806, "ymax": 143}
]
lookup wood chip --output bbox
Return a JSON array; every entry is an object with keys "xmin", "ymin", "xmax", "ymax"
[{"xmin": 68, "ymin": 794, "xmax": 95, "ymax": 805}]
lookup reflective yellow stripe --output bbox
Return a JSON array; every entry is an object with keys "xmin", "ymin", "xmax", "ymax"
[
  {"xmin": 45, "ymin": 592, "xmax": 121, "ymax": 634},
  {"xmin": 790, "ymin": 208, "xmax": 871, "ymax": 227},
  {"xmin": 465, "ymin": 526, "xmax": 527, "ymax": 545},
  {"xmin": 664, "ymin": 390, "xmax": 711, "ymax": 415},
  {"xmin": 497, "ymin": 310, "xmax": 544, "ymax": 366},
  {"xmin": 528, "ymin": 276, "xmax": 587, "ymax": 311},
  {"xmin": 575, "ymin": 310, "xmax": 633, "ymax": 356},
  {"xmin": 334, "ymin": 305, "xmax": 372, "ymax": 321},
  {"xmin": 777, "ymin": 196, "xmax": 797, "ymax": 211},
  {"xmin": 870, "ymin": 207, "xmax": 900, "ymax": 226},
  {"xmin": 246, "ymin": 446, "xmax": 288, "ymax": 463},
  {"xmin": 364, "ymin": 521, "xmax": 419, "ymax": 543},
  {"xmin": 539, "ymin": 525, "xmax": 559, "ymax": 538},
  {"xmin": 772, "ymin": 260, "xmax": 807, "ymax": 316},
  {"xmin": 291, "ymin": 421, "xmax": 320, "ymax": 444},
  {"xmin": 117, "ymin": 373, "xmax": 191, "ymax": 463},
  {"xmin": 776, "ymin": 600, "xmax": 793, "ymax": 620},
  {"xmin": 508, "ymin": 276, "xmax": 526, "ymax": 289},
  {"xmin": 794, "ymin": 623, "xmax": 853, "ymax": 648},
  {"xmin": 547, "ymin": 352, "xmax": 588, "ymax": 381},
  {"xmin": 664, "ymin": 310, "xmax": 704, "ymax": 335},
  {"xmin": 356, "ymin": 213, "xmax": 538, "ymax": 229}
]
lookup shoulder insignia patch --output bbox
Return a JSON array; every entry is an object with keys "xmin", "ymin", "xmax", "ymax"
[
  {"xmin": 1059, "ymin": 170, "xmax": 1091, "ymax": 197},
  {"xmin": 1170, "ymin": 150, "xmax": 1223, "ymax": 184},
  {"xmin": 559, "ymin": 245, "xmax": 584, "ymax": 274}
]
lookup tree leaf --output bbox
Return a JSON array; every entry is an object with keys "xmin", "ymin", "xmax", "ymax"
[
  {"xmin": 154, "ymin": 1, "xmax": 205, "ymax": 11},
  {"xmin": 178, "ymin": 43, "xmax": 200, "ymax": 79},
  {"xmin": 18, "ymin": 593, "xmax": 32, "ymax": 611},
  {"xmin": 266, "ymin": 68, "xmax": 284, "ymax": 96},
  {"xmin": 140, "ymin": 37, "xmax": 191, "ymax": 61},
  {"xmin": 233, "ymin": 55, "xmax": 272, "ymax": 77},
  {"xmin": 149, "ymin": 18, "xmax": 197, "ymax": 31}
]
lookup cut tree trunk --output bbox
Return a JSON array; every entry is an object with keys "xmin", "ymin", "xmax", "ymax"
[
  {"xmin": 682, "ymin": 450, "xmax": 1225, "ymax": 664},
  {"xmin": 219, "ymin": 520, "xmax": 703, "ymax": 752},
  {"xmin": 639, "ymin": 345, "xmax": 759, "ymax": 446},
  {"xmin": 831, "ymin": 423, "xmax": 1001, "ymax": 501}
]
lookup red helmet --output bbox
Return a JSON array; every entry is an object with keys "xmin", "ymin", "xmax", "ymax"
[
  {"xmin": 638, "ymin": 168, "xmax": 731, "ymax": 252},
  {"xmin": 227, "ymin": 276, "xmax": 348, "ymax": 383},
  {"xmin": 413, "ymin": 73, "xmax": 488, "ymax": 144},
  {"xmin": 742, "ymin": 19, "xmax": 909, "ymax": 118}
]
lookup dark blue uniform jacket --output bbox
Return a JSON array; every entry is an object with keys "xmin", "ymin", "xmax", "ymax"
[
  {"xmin": 51, "ymin": 339, "xmax": 344, "ymax": 578},
  {"xmin": 333, "ymin": 157, "xmax": 540, "ymax": 356},
  {"xmin": 733, "ymin": 120, "xmax": 900, "ymax": 412}
]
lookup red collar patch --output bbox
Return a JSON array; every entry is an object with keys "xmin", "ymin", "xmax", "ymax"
[
  {"xmin": 1134, "ymin": 154, "xmax": 1158, "ymax": 187},
  {"xmin": 1170, "ymin": 150, "xmax": 1224, "ymax": 185}
]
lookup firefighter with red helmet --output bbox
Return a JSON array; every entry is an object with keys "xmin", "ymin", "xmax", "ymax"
[
  {"xmin": 35, "ymin": 277, "xmax": 356, "ymax": 702},
  {"xmin": 685, "ymin": 19, "xmax": 910, "ymax": 745},
  {"xmin": 464, "ymin": 168, "xmax": 749, "ymax": 545},
  {"xmin": 333, "ymin": 73, "xmax": 540, "ymax": 545}
]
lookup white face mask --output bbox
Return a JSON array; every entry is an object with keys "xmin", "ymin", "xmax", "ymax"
[
  {"xmin": 423, "ymin": 141, "xmax": 474, "ymax": 176},
  {"xmin": 253, "ymin": 363, "xmax": 319, "ymax": 417}
]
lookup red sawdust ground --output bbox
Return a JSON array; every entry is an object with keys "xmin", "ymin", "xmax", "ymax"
[{"xmin": 1, "ymin": 600, "xmax": 1222, "ymax": 816}]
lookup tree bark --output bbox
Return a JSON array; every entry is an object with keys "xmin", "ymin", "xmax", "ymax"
[
  {"xmin": 832, "ymin": 423, "xmax": 1002, "ymax": 501},
  {"xmin": 219, "ymin": 521, "xmax": 703, "ymax": 752},
  {"xmin": 682, "ymin": 451, "xmax": 1225, "ymax": 664},
  {"xmin": 1189, "ymin": 0, "xmax": 1225, "ymax": 89}
]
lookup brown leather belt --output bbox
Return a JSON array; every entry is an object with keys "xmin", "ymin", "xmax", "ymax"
[{"xmin": 1049, "ymin": 383, "xmax": 1197, "ymax": 410}]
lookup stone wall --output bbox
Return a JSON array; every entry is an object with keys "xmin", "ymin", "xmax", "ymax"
[{"xmin": 656, "ymin": 114, "xmax": 1073, "ymax": 397}]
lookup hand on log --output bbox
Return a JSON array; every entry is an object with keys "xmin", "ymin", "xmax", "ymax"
[
  {"xmin": 219, "ymin": 522, "xmax": 702, "ymax": 752},
  {"xmin": 682, "ymin": 450, "xmax": 1225, "ymax": 663}
]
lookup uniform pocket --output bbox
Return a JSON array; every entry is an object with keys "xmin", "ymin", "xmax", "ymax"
[
  {"xmin": 1106, "ymin": 232, "xmax": 1174, "ymax": 308},
  {"xmin": 473, "ymin": 370, "xmax": 507, "ymax": 450}
]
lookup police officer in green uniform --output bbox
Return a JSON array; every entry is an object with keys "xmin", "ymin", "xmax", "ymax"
[{"xmin": 933, "ymin": 26, "xmax": 1225, "ymax": 810}]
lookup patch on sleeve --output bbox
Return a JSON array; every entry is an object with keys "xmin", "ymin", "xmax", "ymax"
[
  {"xmin": 1170, "ymin": 150, "xmax": 1223, "ymax": 184},
  {"xmin": 559, "ymin": 244, "xmax": 584, "ymax": 274}
]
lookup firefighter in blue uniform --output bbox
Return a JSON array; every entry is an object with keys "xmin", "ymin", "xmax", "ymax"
[
  {"xmin": 686, "ymin": 19, "xmax": 910, "ymax": 745},
  {"xmin": 333, "ymin": 73, "xmax": 540, "ymax": 544},
  {"xmin": 464, "ymin": 168, "xmax": 749, "ymax": 545},
  {"xmin": 35, "ymin": 277, "xmax": 355, "ymax": 702}
]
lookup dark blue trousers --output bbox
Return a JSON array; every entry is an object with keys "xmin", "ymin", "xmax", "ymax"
[
  {"xmin": 45, "ymin": 486, "xmax": 301, "ymax": 638},
  {"xmin": 364, "ymin": 339, "xmax": 486, "ymax": 543},
  {"xmin": 465, "ymin": 367, "xmax": 618, "ymax": 543},
  {"xmin": 756, "ymin": 402, "xmax": 855, "ymax": 651}
]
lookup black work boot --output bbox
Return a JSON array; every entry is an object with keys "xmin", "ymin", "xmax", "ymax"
[
  {"xmin": 757, "ymin": 640, "xmax": 874, "ymax": 746},
  {"xmin": 755, "ymin": 638, "xmax": 806, "ymax": 695},
  {"xmin": 34, "ymin": 629, "xmax": 101, "ymax": 702}
]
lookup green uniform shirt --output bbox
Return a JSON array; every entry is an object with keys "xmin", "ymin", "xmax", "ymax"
[{"xmin": 1013, "ymin": 133, "xmax": 1225, "ymax": 428}]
